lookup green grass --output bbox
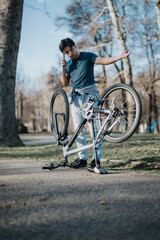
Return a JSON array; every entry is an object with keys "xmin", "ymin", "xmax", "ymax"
[
  {"xmin": 0, "ymin": 133, "xmax": 160, "ymax": 173},
  {"xmin": 0, "ymin": 144, "xmax": 62, "ymax": 162},
  {"xmin": 100, "ymin": 133, "xmax": 160, "ymax": 172}
]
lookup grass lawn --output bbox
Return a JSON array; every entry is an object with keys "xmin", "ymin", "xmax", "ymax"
[{"xmin": 0, "ymin": 133, "xmax": 160, "ymax": 173}]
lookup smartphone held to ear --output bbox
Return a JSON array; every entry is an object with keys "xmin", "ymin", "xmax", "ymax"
[{"xmin": 63, "ymin": 53, "xmax": 65, "ymax": 59}]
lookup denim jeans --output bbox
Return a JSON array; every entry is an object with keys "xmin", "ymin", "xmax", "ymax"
[{"xmin": 71, "ymin": 92, "xmax": 102, "ymax": 161}]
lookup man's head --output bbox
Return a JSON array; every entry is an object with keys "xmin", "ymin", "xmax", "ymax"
[
  {"xmin": 59, "ymin": 38, "xmax": 75, "ymax": 52},
  {"xmin": 59, "ymin": 38, "xmax": 79, "ymax": 60}
]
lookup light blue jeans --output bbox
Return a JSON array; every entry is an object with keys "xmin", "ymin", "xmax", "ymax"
[{"xmin": 71, "ymin": 93, "xmax": 102, "ymax": 161}]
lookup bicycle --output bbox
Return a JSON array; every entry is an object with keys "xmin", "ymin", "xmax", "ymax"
[{"xmin": 43, "ymin": 83, "xmax": 142, "ymax": 174}]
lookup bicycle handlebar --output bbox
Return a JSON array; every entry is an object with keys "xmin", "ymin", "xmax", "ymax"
[{"xmin": 93, "ymin": 108, "xmax": 110, "ymax": 114}]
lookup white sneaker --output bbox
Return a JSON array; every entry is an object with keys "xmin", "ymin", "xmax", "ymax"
[
  {"xmin": 88, "ymin": 166, "xmax": 108, "ymax": 174},
  {"xmin": 94, "ymin": 167, "xmax": 108, "ymax": 174}
]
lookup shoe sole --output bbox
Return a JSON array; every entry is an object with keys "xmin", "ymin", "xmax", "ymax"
[{"xmin": 88, "ymin": 167, "xmax": 109, "ymax": 174}]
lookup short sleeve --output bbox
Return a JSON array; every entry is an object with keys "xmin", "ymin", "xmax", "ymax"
[{"xmin": 89, "ymin": 52, "xmax": 98, "ymax": 64}]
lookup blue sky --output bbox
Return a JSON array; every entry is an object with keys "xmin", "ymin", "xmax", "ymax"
[{"xmin": 17, "ymin": 0, "xmax": 72, "ymax": 88}]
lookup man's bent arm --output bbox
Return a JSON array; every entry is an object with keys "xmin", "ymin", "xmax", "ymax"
[
  {"xmin": 61, "ymin": 71, "xmax": 69, "ymax": 87},
  {"xmin": 61, "ymin": 57, "xmax": 70, "ymax": 86}
]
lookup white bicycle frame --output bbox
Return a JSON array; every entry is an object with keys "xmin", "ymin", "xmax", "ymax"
[{"xmin": 62, "ymin": 99, "xmax": 121, "ymax": 166}]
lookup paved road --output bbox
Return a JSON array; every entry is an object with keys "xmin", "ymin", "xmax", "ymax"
[
  {"xmin": 20, "ymin": 134, "xmax": 57, "ymax": 145},
  {"xmin": 0, "ymin": 158, "xmax": 160, "ymax": 240},
  {"xmin": 20, "ymin": 134, "xmax": 90, "ymax": 145}
]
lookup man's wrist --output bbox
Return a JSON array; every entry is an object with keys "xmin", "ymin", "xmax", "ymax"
[{"xmin": 61, "ymin": 69, "xmax": 66, "ymax": 74}]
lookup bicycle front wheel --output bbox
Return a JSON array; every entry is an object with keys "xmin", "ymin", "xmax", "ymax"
[
  {"xmin": 50, "ymin": 88, "xmax": 69, "ymax": 140},
  {"xmin": 97, "ymin": 84, "xmax": 142, "ymax": 143}
]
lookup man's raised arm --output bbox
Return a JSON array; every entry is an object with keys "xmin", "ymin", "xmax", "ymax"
[
  {"xmin": 95, "ymin": 49, "xmax": 131, "ymax": 65},
  {"xmin": 61, "ymin": 58, "xmax": 70, "ymax": 87}
]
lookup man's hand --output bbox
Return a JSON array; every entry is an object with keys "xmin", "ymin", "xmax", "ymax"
[
  {"xmin": 120, "ymin": 49, "xmax": 131, "ymax": 60},
  {"xmin": 61, "ymin": 58, "xmax": 66, "ymax": 72}
]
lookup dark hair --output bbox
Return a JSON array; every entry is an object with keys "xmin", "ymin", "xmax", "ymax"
[{"xmin": 59, "ymin": 38, "xmax": 75, "ymax": 52}]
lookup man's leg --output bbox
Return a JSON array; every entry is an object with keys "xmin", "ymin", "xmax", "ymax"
[
  {"xmin": 71, "ymin": 95, "xmax": 87, "ymax": 161},
  {"xmin": 88, "ymin": 120, "xmax": 102, "ymax": 163},
  {"xmin": 85, "ymin": 93, "xmax": 102, "ymax": 167}
]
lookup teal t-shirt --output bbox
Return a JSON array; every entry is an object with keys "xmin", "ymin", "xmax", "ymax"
[{"xmin": 65, "ymin": 52, "xmax": 98, "ymax": 89}]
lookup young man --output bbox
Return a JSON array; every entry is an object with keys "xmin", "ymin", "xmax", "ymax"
[{"xmin": 59, "ymin": 38, "xmax": 131, "ymax": 170}]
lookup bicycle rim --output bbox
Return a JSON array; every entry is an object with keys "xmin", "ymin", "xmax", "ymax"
[
  {"xmin": 98, "ymin": 84, "xmax": 142, "ymax": 143},
  {"xmin": 50, "ymin": 89, "xmax": 69, "ymax": 140}
]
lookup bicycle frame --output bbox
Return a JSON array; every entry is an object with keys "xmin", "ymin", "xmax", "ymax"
[
  {"xmin": 44, "ymin": 96, "xmax": 127, "ymax": 170},
  {"xmin": 43, "ymin": 104, "xmax": 112, "ymax": 170},
  {"xmin": 63, "ymin": 111, "xmax": 106, "ymax": 157},
  {"xmin": 62, "ymin": 103, "xmax": 121, "ymax": 167}
]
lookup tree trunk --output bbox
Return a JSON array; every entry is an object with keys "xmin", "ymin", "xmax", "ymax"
[
  {"xmin": 0, "ymin": 0, "xmax": 24, "ymax": 146},
  {"xmin": 148, "ymin": 93, "xmax": 152, "ymax": 133},
  {"xmin": 20, "ymin": 92, "xmax": 23, "ymax": 123},
  {"xmin": 106, "ymin": 0, "xmax": 132, "ymax": 85},
  {"xmin": 94, "ymin": 36, "xmax": 107, "ymax": 84},
  {"xmin": 153, "ymin": 90, "xmax": 159, "ymax": 133},
  {"xmin": 155, "ymin": 0, "xmax": 160, "ymax": 34},
  {"xmin": 102, "ymin": 44, "xmax": 125, "ymax": 83}
]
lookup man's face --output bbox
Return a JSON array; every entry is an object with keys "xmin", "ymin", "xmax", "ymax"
[{"xmin": 63, "ymin": 45, "xmax": 78, "ymax": 60}]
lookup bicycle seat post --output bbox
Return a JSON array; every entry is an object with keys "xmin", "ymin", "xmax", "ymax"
[{"xmin": 110, "ymin": 97, "xmax": 116, "ymax": 110}]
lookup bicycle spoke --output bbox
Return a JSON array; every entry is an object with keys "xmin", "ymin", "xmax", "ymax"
[{"xmin": 120, "ymin": 116, "xmax": 133, "ymax": 128}]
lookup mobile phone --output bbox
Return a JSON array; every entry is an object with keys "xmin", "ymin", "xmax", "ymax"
[{"xmin": 63, "ymin": 52, "xmax": 65, "ymax": 59}]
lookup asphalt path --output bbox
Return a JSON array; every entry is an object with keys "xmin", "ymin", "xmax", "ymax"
[
  {"xmin": 0, "ymin": 158, "xmax": 160, "ymax": 240},
  {"xmin": 20, "ymin": 134, "xmax": 90, "ymax": 145},
  {"xmin": 20, "ymin": 134, "xmax": 57, "ymax": 145}
]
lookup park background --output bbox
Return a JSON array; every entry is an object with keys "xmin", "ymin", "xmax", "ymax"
[
  {"xmin": 15, "ymin": 0, "xmax": 160, "ymax": 134},
  {"xmin": 0, "ymin": 3, "xmax": 160, "ymax": 239}
]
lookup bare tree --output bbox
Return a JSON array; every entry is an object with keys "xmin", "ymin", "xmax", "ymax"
[
  {"xmin": 155, "ymin": 0, "xmax": 160, "ymax": 34},
  {"xmin": 43, "ymin": 67, "xmax": 62, "ymax": 90},
  {"xmin": 106, "ymin": 0, "xmax": 132, "ymax": 85},
  {"xmin": 134, "ymin": 0, "xmax": 160, "ymax": 132},
  {"xmin": 15, "ymin": 71, "xmax": 29, "ymax": 124},
  {"xmin": 0, "ymin": 0, "xmax": 24, "ymax": 146}
]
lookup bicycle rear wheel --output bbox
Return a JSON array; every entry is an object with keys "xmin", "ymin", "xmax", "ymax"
[
  {"xmin": 50, "ymin": 88, "xmax": 69, "ymax": 140},
  {"xmin": 97, "ymin": 83, "xmax": 142, "ymax": 143}
]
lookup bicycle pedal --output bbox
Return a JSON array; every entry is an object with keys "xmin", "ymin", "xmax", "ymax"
[
  {"xmin": 42, "ymin": 163, "xmax": 54, "ymax": 170},
  {"xmin": 42, "ymin": 166, "xmax": 53, "ymax": 170}
]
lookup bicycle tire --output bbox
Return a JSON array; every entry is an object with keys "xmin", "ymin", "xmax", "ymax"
[
  {"xmin": 50, "ymin": 88, "xmax": 69, "ymax": 140},
  {"xmin": 97, "ymin": 83, "xmax": 142, "ymax": 143}
]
